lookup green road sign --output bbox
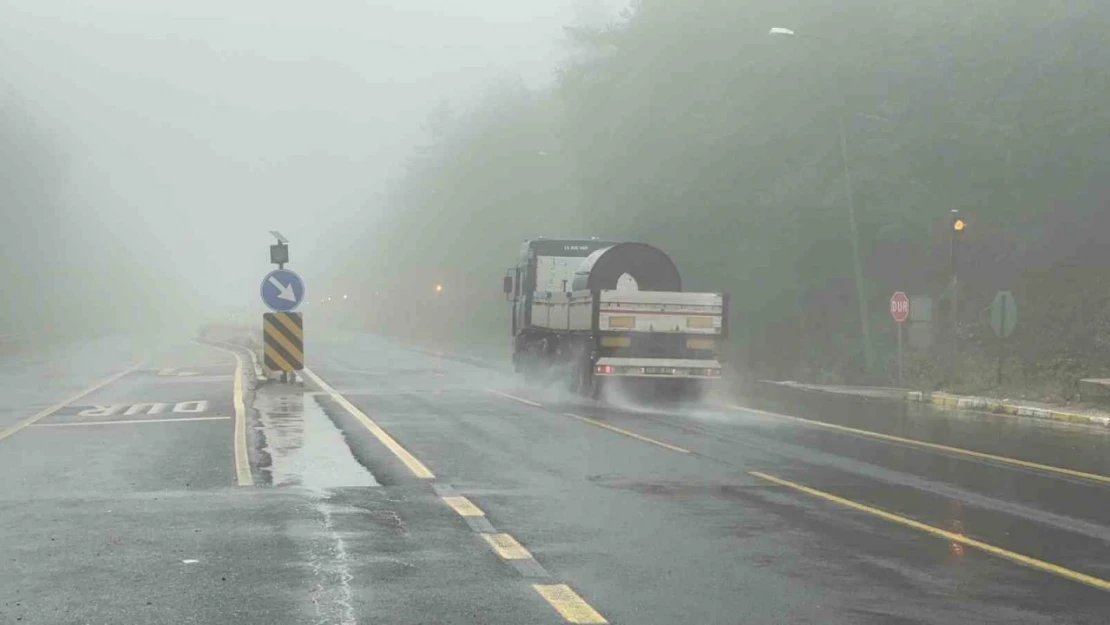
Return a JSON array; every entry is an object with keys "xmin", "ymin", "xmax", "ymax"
[{"xmin": 990, "ymin": 290, "xmax": 1017, "ymax": 338}]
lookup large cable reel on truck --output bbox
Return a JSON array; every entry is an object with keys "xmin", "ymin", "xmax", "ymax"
[{"xmin": 571, "ymin": 242, "xmax": 682, "ymax": 292}]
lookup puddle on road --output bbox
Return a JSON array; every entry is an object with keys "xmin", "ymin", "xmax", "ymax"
[{"xmin": 254, "ymin": 388, "xmax": 379, "ymax": 490}]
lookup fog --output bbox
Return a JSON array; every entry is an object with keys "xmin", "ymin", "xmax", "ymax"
[
  {"xmin": 0, "ymin": 0, "xmax": 623, "ymax": 340},
  {"xmin": 6, "ymin": 1, "xmax": 1110, "ymax": 395},
  {"xmin": 312, "ymin": 0, "xmax": 1110, "ymax": 393}
]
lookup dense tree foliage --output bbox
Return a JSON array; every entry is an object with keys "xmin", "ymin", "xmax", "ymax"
[
  {"xmin": 0, "ymin": 96, "xmax": 69, "ymax": 337},
  {"xmin": 335, "ymin": 1, "xmax": 1110, "ymax": 395},
  {"xmin": 0, "ymin": 94, "xmax": 180, "ymax": 341}
]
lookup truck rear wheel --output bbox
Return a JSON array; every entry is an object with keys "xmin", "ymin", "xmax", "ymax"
[
  {"xmin": 570, "ymin": 352, "xmax": 595, "ymax": 397},
  {"xmin": 586, "ymin": 374, "xmax": 604, "ymax": 400}
]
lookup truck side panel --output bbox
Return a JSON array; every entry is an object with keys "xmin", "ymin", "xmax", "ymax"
[
  {"xmin": 598, "ymin": 291, "xmax": 725, "ymax": 335},
  {"xmin": 527, "ymin": 290, "xmax": 725, "ymax": 335}
]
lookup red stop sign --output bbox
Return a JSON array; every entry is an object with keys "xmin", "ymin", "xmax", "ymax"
[{"xmin": 890, "ymin": 291, "xmax": 910, "ymax": 323}]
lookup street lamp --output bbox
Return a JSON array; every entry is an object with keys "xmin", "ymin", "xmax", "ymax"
[
  {"xmin": 770, "ymin": 26, "xmax": 874, "ymax": 373},
  {"xmin": 950, "ymin": 209, "xmax": 965, "ymax": 330}
]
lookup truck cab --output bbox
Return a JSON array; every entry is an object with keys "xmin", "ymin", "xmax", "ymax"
[{"xmin": 508, "ymin": 238, "xmax": 617, "ymax": 337}]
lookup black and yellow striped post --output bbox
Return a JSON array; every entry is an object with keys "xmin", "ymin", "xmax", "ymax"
[{"xmin": 263, "ymin": 312, "xmax": 304, "ymax": 372}]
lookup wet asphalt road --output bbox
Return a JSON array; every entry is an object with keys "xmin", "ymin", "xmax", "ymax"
[{"xmin": 2, "ymin": 332, "xmax": 1110, "ymax": 624}]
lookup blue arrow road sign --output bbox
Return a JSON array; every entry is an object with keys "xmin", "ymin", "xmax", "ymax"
[{"xmin": 260, "ymin": 269, "xmax": 306, "ymax": 312}]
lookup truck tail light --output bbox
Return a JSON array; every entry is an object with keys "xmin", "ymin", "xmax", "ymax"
[{"xmin": 596, "ymin": 365, "xmax": 613, "ymax": 374}]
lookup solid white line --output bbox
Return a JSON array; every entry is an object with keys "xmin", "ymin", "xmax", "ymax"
[
  {"xmin": 32, "ymin": 416, "xmax": 231, "ymax": 427},
  {"xmin": 485, "ymin": 388, "xmax": 543, "ymax": 408},
  {"xmin": 0, "ymin": 361, "xmax": 145, "ymax": 443}
]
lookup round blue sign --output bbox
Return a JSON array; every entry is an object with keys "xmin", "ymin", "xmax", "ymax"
[{"xmin": 260, "ymin": 269, "xmax": 306, "ymax": 312}]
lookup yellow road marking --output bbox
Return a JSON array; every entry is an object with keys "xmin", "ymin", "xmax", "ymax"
[
  {"xmin": 231, "ymin": 349, "xmax": 253, "ymax": 486},
  {"xmin": 31, "ymin": 416, "xmax": 230, "ymax": 427},
  {"xmin": 533, "ymin": 584, "xmax": 608, "ymax": 624},
  {"xmin": 481, "ymin": 533, "xmax": 534, "ymax": 560},
  {"xmin": 264, "ymin": 324, "xmax": 303, "ymax": 362},
  {"xmin": 304, "ymin": 368, "xmax": 435, "ymax": 479},
  {"xmin": 204, "ymin": 345, "xmax": 256, "ymax": 487},
  {"xmin": 442, "ymin": 495, "xmax": 484, "ymax": 517},
  {"xmin": 0, "ymin": 361, "xmax": 145, "ymax": 443},
  {"xmin": 272, "ymin": 312, "xmax": 303, "ymax": 340},
  {"xmin": 749, "ymin": 471, "xmax": 1110, "ymax": 592},
  {"xmin": 565, "ymin": 413, "xmax": 690, "ymax": 454},
  {"xmin": 732, "ymin": 404, "xmax": 1110, "ymax": 485},
  {"xmin": 486, "ymin": 388, "xmax": 544, "ymax": 407}
]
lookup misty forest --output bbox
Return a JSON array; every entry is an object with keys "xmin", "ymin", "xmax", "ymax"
[{"xmin": 6, "ymin": 0, "xmax": 1110, "ymax": 398}]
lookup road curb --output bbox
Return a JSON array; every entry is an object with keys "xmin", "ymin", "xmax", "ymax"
[
  {"xmin": 198, "ymin": 339, "xmax": 268, "ymax": 386},
  {"xmin": 760, "ymin": 380, "xmax": 1110, "ymax": 428},
  {"xmin": 909, "ymin": 391, "xmax": 1110, "ymax": 427},
  {"xmin": 245, "ymin": 345, "xmax": 267, "ymax": 384}
]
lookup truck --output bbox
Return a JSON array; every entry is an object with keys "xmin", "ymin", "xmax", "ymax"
[{"xmin": 503, "ymin": 238, "xmax": 728, "ymax": 400}]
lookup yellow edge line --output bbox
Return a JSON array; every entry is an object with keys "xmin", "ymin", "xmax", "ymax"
[
  {"xmin": 731, "ymin": 404, "xmax": 1110, "ymax": 485},
  {"xmin": 206, "ymin": 345, "xmax": 254, "ymax": 486},
  {"xmin": 749, "ymin": 471, "xmax": 1110, "ymax": 592},
  {"xmin": 565, "ymin": 413, "xmax": 690, "ymax": 454},
  {"xmin": 305, "ymin": 368, "xmax": 435, "ymax": 479},
  {"xmin": 0, "ymin": 360, "xmax": 146, "ymax": 443},
  {"xmin": 533, "ymin": 584, "xmax": 608, "ymax": 624},
  {"xmin": 481, "ymin": 533, "xmax": 534, "ymax": 560},
  {"xmin": 31, "ymin": 416, "xmax": 231, "ymax": 427},
  {"xmin": 486, "ymin": 388, "xmax": 544, "ymax": 407},
  {"xmin": 442, "ymin": 495, "xmax": 484, "ymax": 517}
]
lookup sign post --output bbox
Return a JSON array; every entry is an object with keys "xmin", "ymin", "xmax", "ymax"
[
  {"xmin": 260, "ymin": 232, "xmax": 306, "ymax": 382},
  {"xmin": 890, "ymin": 291, "xmax": 910, "ymax": 386},
  {"xmin": 989, "ymin": 290, "xmax": 1017, "ymax": 386}
]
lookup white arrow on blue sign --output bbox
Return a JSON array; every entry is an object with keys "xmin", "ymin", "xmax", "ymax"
[{"xmin": 260, "ymin": 269, "xmax": 306, "ymax": 312}]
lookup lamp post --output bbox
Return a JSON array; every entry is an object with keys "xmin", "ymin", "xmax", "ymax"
[{"xmin": 770, "ymin": 26, "xmax": 873, "ymax": 373}]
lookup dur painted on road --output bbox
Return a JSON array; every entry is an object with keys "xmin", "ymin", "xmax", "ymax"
[{"xmin": 0, "ymin": 361, "xmax": 145, "ymax": 443}]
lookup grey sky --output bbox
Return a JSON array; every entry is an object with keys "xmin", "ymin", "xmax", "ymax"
[{"xmin": 0, "ymin": 0, "xmax": 622, "ymax": 312}]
